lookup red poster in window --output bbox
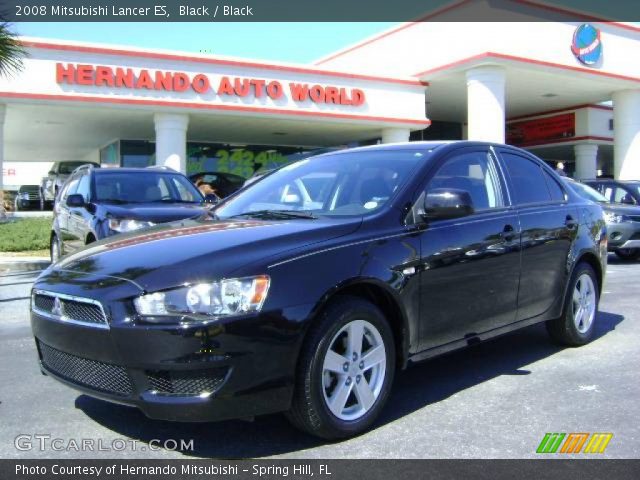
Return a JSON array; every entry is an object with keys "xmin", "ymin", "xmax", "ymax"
[{"xmin": 506, "ymin": 113, "xmax": 575, "ymax": 146}]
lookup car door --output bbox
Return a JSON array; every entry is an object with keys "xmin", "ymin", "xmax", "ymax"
[
  {"xmin": 415, "ymin": 147, "xmax": 521, "ymax": 350},
  {"xmin": 66, "ymin": 172, "xmax": 94, "ymax": 252},
  {"xmin": 496, "ymin": 148, "xmax": 577, "ymax": 322}
]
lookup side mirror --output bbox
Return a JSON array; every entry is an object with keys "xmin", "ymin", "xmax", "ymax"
[
  {"xmin": 423, "ymin": 188, "xmax": 474, "ymax": 221},
  {"xmin": 620, "ymin": 195, "xmax": 636, "ymax": 205},
  {"xmin": 203, "ymin": 193, "xmax": 220, "ymax": 205},
  {"xmin": 48, "ymin": 170, "xmax": 55, "ymax": 175},
  {"xmin": 66, "ymin": 194, "xmax": 85, "ymax": 208}
]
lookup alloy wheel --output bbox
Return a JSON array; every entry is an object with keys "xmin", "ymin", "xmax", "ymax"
[
  {"xmin": 572, "ymin": 273, "xmax": 596, "ymax": 334},
  {"xmin": 321, "ymin": 319, "xmax": 386, "ymax": 421}
]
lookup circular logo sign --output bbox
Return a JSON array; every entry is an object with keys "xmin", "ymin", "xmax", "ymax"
[{"xmin": 571, "ymin": 24, "xmax": 602, "ymax": 66}]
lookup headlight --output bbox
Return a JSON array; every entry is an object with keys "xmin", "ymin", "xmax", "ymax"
[
  {"xmin": 19, "ymin": 193, "xmax": 29, "ymax": 200},
  {"xmin": 604, "ymin": 212, "xmax": 628, "ymax": 224},
  {"xmin": 134, "ymin": 275, "xmax": 270, "ymax": 318},
  {"xmin": 108, "ymin": 218, "xmax": 155, "ymax": 232}
]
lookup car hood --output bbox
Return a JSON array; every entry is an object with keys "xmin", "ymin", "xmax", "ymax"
[
  {"xmin": 103, "ymin": 203, "xmax": 207, "ymax": 223},
  {"xmin": 601, "ymin": 203, "xmax": 640, "ymax": 216},
  {"xmin": 49, "ymin": 217, "xmax": 361, "ymax": 292}
]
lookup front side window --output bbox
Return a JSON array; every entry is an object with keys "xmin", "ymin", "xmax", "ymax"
[
  {"xmin": 215, "ymin": 150, "xmax": 429, "ymax": 218},
  {"xmin": 501, "ymin": 152, "xmax": 553, "ymax": 205},
  {"xmin": 613, "ymin": 187, "xmax": 637, "ymax": 205},
  {"xmin": 75, "ymin": 174, "xmax": 91, "ymax": 203},
  {"xmin": 59, "ymin": 175, "xmax": 80, "ymax": 202},
  {"xmin": 426, "ymin": 150, "xmax": 506, "ymax": 211}
]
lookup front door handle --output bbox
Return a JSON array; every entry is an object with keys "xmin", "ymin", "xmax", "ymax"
[
  {"xmin": 565, "ymin": 215, "xmax": 578, "ymax": 230},
  {"xmin": 500, "ymin": 224, "xmax": 516, "ymax": 242}
]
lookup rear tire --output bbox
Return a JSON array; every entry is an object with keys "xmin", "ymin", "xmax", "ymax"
[
  {"xmin": 286, "ymin": 296, "xmax": 395, "ymax": 439},
  {"xmin": 615, "ymin": 248, "xmax": 640, "ymax": 260},
  {"xmin": 546, "ymin": 262, "xmax": 599, "ymax": 346}
]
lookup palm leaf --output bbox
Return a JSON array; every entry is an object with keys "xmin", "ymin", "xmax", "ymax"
[{"xmin": 0, "ymin": 20, "xmax": 26, "ymax": 78}]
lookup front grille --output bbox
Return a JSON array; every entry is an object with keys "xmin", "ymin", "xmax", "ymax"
[
  {"xmin": 61, "ymin": 301, "xmax": 106, "ymax": 325},
  {"xmin": 38, "ymin": 341, "xmax": 133, "ymax": 396},
  {"xmin": 32, "ymin": 291, "xmax": 108, "ymax": 328},
  {"xmin": 146, "ymin": 368, "xmax": 227, "ymax": 396},
  {"xmin": 631, "ymin": 232, "xmax": 640, "ymax": 240},
  {"xmin": 629, "ymin": 215, "xmax": 640, "ymax": 223},
  {"xmin": 33, "ymin": 294, "xmax": 55, "ymax": 313}
]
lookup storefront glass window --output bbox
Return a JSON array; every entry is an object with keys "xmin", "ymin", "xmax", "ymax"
[
  {"xmin": 186, "ymin": 143, "xmax": 318, "ymax": 178},
  {"xmin": 121, "ymin": 140, "xmax": 155, "ymax": 168}
]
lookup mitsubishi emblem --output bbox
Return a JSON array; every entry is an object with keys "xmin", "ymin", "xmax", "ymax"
[{"xmin": 52, "ymin": 297, "xmax": 63, "ymax": 317}]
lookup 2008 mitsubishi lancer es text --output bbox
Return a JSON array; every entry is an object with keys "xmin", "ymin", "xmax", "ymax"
[{"xmin": 31, "ymin": 141, "xmax": 607, "ymax": 439}]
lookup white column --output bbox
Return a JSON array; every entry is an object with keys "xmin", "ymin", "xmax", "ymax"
[
  {"xmin": 466, "ymin": 66, "xmax": 506, "ymax": 143},
  {"xmin": 574, "ymin": 144, "xmax": 598, "ymax": 180},
  {"xmin": 612, "ymin": 90, "xmax": 640, "ymax": 180},
  {"xmin": 0, "ymin": 105, "xmax": 6, "ymax": 216},
  {"xmin": 381, "ymin": 127, "xmax": 410, "ymax": 144},
  {"xmin": 154, "ymin": 113, "xmax": 189, "ymax": 173}
]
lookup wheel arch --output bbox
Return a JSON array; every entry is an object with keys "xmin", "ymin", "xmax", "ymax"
[
  {"xmin": 306, "ymin": 278, "xmax": 410, "ymax": 370},
  {"xmin": 575, "ymin": 251, "xmax": 604, "ymax": 295}
]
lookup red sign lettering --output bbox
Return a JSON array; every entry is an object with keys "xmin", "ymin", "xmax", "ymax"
[{"xmin": 55, "ymin": 63, "xmax": 366, "ymax": 107}]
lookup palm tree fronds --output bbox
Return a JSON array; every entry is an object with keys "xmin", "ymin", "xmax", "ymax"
[{"xmin": 0, "ymin": 21, "xmax": 26, "ymax": 78}]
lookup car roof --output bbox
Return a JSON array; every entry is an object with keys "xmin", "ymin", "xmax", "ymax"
[
  {"xmin": 582, "ymin": 179, "xmax": 640, "ymax": 184},
  {"xmin": 94, "ymin": 167, "xmax": 184, "ymax": 175}
]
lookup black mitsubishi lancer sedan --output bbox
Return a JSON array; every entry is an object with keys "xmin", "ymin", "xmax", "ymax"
[{"xmin": 30, "ymin": 141, "xmax": 607, "ymax": 439}]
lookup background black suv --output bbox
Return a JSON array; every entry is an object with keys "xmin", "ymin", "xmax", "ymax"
[
  {"xmin": 584, "ymin": 179, "xmax": 640, "ymax": 206},
  {"xmin": 50, "ymin": 166, "xmax": 208, "ymax": 261}
]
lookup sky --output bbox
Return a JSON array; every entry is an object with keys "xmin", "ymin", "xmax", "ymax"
[{"xmin": 13, "ymin": 23, "xmax": 399, "ymax": 64}]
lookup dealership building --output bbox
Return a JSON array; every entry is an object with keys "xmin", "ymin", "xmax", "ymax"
[{"xmin": 1, "ymin": 0, "xmax": 640, "ymax": 191}]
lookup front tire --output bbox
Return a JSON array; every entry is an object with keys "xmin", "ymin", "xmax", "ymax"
[
  {"xmin": 546, "ymin": 262, "xmax": 599, "ymax": 346},
  {"xmin": 615, "ymin": 248, "xmax": 640, "ymax": 260},
  {"xmin": 287, "ymin": 296, "xmax": 395, "ymax": 439},
  {"xmin": 50, "ymin": 234, "xmax": 61, "ymax": 263}
]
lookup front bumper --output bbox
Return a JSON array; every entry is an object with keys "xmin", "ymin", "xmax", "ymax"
[
  {"xmin": 16, "ymin": 199, "xmax": 39, "ymax": 209},
  {"xmin": 31, "ymin": 271, "xmax": 311, "ymax": 422},
  {"xmin": 607, "ymin": 221, "xmax": 640, "ymax": 250}
]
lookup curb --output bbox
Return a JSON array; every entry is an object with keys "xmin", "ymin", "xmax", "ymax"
[{"xmin": 0, "ymin": 257, "xmax": 50, "ymax": 274}]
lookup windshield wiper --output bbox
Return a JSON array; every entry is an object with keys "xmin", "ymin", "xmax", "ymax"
[{"xmin": 227, "ymin": 209, "xmax": 317, "ymax": 220}]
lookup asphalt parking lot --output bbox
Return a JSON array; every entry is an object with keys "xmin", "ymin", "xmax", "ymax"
[{"xmin": 1, "ymin": 256, "xmax": 638, "ymax": 459}]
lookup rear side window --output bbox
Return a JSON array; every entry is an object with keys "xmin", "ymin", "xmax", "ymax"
[
  {"xmin": 542, "ymin": 170, "xmax": 566, "ymax": 202},
  {"xmin": 501, "ymin": 152, "xmax": 552, "ymax": 205}
]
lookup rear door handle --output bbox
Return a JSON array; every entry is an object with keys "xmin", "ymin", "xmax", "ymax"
[
  {"xmin": 500, "ymin": 224, "xmax": 516, "ymax": 242},
  {"xmin": 565, "ymin": 215, "xmax": 578, "ymax": 230}
]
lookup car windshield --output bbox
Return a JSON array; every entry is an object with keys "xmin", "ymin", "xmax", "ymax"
[
  {"xmin": 59, "ymin": 162, "xmax": 93, "ymax": 174},
  {"xmin": 215, "ymin": 149, "xmax": 428, "ymax": 219},
  {"xmin": 94, "ymin": 171, "xmax": 204, "ymax": 204},
  {"xmin": 566, "ymin": 180, "xmax": 608, "ymax": 203}
]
